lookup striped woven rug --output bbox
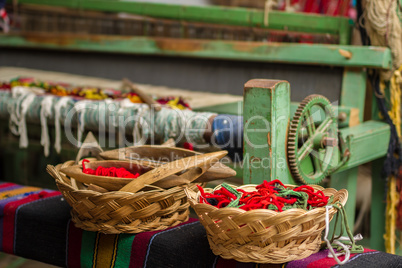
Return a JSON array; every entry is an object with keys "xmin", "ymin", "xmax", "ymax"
[{"xmin": 0, "ymin": 182, "xmax": 400, "ymax": 267}]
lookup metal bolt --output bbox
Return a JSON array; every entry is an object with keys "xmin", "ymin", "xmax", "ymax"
[
  {"xmin": 321, "ymin": 137, "xmax": 338, "ymax": 147},
  {"xmin": 338, "ymin": 112, "xmax": 347, "ymax": 122}
]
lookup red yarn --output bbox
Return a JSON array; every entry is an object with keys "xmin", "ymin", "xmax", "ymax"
[
  {"xmin": 198, "ymin": 180, "xmax": 329, "ymax": 211},
  {"xmin": 82, "ymin": 159, "xmax": 140, "ymax": 179},
  {"xmin": 183, "ymin": 142, "xmax": 194, "ymax": 151},
  {"xmin": 293, "ymin": 185, "xmax": 329, "ymax": 207}
]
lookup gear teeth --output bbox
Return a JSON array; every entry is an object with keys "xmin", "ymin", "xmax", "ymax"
[{"xmin": 287, "ymin": 94, "xmax": 336, "ymax": 185}]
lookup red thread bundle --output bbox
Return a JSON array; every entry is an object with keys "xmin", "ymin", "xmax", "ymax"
[
  {"xmin": 198, "ymin": 180, "xmax": 329, "ymax": 212},
  {"xmin": 82, "ymin": 159, "xmax": 140, "ymax": 179}
]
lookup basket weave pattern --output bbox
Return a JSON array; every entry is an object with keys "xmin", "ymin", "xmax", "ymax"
[
  {"xmin": 49, "ymin": 161, "xmax": 199, "ymax": 234},
  {"xmin": 187, "ymin": 184, "xmax": 348, "ymax": 263}
]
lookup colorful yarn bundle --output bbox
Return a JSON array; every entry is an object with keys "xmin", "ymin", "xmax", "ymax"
[
  {"xmin": 157, "ymin": 96, "xmax": 191, "ymax": 110},
  {"xmin": 82, "ymin": 159, "xmax": 140, "ymax": 179},
  {"xmin": 0, "ymin": 77, "xmax": 116, "ymax": 99},
  {"xmin": 198, "ymin": 180, "xmax": 330, "ymax": 212},
  {"xmin": 0, "ymin": 77, "xmax": 191, "ymax": 109}
]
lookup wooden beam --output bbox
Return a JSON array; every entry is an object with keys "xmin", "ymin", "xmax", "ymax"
[
  {"xmin": 243, "ymin": 79, "xmax": 294, "ymax": 184},
  {"xmin": 335, "ymin": 120, "xmax": 390, "ymax": 173},
  {"xmin": 0, "ymin": 34, "xmax": 392, "ymax": 69},
  {"xmin": 194, "ymin": 101, "xmax": 360, "ymax": 128},
  {"xmin": 12, "ymin": 0, "xmax": 352, "ymax": 43},
  {"xmin": 340, "ymin": 68, "xmax": 367, "ymax": 122}
]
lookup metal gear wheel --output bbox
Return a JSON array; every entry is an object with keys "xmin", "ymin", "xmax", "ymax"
[{"xmin": 287, "ymin": 94, "xmax": 337, "ymax": 184}]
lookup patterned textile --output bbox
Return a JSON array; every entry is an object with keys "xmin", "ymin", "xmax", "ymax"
[
  {"xmin": 0, "ymin": 182, "xmax": 66, "ymax": 266},
  {"xmin": 0, "ymin": 182, "xmax": 401, "ymax": 268}
]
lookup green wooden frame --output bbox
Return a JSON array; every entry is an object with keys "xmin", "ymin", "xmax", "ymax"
[
  {"xmin": 242, "ymin": 79, "xmax": 390, "ymax": 248},
  {"xmin": 243, "ymin": 80, "xmax": 293, "ymax": 185},
  {"xmin": 0, "ymin": 35, "xmax": 392, "ymax": 69},
  {"xmin": 242, "ymin": 80, "xmax": 390, "ymax": 180},
  {"xmin": 9, "ymin": 0, "xmax": 352, "ymax": 44},
  {"xmin": 195, "ymin": 101, "xmax": 360, "ymax": 129}
]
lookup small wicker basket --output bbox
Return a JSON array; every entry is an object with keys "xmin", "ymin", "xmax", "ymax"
[
  {"xmin": 186, "ymin": 184, "xmax": 348, "ymax": 263},
  {"xmin": 47, "ymin": 151, "xmax": 226, "ymax": 234}
]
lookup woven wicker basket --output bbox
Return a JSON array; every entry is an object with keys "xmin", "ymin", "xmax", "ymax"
[
  {"xmin": 186, "ymin": 184, "xmax": 348, "ymax": 263},
  {"xmin": 47, "ymin": 161, "xmax": 198, "ymax": 234},
  {"xmin": 46, "ymin": 131, "xmax": 229, "ymax": 234}
]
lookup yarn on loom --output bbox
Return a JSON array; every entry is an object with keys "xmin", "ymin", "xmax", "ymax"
[
  {"xmin": 1, "ymin": 88, "xmax": 216, "ymax": 155},
  {"xmin": 359, "ymin": 0, "xmax": 402, "ymax": 254},
  {"xmin": 8, "ymin": 87, "xmax": 37, "ymax": 148},
  {"xmin": 364, "ymin": 0, "xmax": 402, "ymax": 79}
]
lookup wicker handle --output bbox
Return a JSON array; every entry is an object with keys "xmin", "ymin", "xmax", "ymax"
[
  {"xmin": 119, "ymin": 151, "xmax": 227, "ymax": 193},
  {"xmin": 184, "ymin": 187, "xmax": 199, "ymax": 207}
]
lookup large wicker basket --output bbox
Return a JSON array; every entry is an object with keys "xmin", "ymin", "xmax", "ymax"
[
  {"xmin": 47, "ymin": 161, "xmax": 197, "ymax": 234},
  {"xmin": 186, "ymin": 184, "xmax": 348, "ymax": 263},
  {"xmin": 47, "ymin": 151, "xmax": 226, "ymax": 234}
]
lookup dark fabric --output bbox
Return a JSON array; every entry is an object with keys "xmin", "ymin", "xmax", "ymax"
[
  {"xmin": 0, "ymin": 190, "xmax": 43, "ymax": 251},
  {"xmin": 370, "ymin": 72, "xmax": 402, "ymax": 178},
  {"xmin": 67, "ymin": 220, "xmax": 83, "ymax": 268},
  {"xmin": 340, "ymin": 250, "xmax": 402, "ymax": 268},
  {"xmin": 143, "ymin": 221, "xmax": 216, "ymax": 268},
  {"xmin": 2, "ymin": 190, "xmax": 58, "ymax": 253},
  {"xmin": 14, "ymin": 194, "xmax": 70, "ymax": 267},
  {"xmin": 287, "ymin": 249, "xmax": 378, "ymax": 268},
  {"xmin": 128, "ymin": 218, "xmax": 205, "ymax": 268}
]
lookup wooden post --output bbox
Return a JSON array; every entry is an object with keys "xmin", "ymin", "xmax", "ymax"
[{"xmin": 243, "ymin": 79, "xmax": 294, "ymax": 185}]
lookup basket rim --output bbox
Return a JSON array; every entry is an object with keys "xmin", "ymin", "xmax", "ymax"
[{"xmin": 50, "ymin": 162, "xmax": 201, "ymax": 196}]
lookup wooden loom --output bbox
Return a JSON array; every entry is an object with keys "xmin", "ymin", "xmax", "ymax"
[{"xmin": 0, "ymin": 0, "xmax": 397, "ymax": 254}]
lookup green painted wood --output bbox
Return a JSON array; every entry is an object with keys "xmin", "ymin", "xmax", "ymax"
[
  {"xmin": 13, "ymin": 0, "xmax": 351, "ymax": 40},
  {"xmin": 227, "ymin": 162, "xmax": 244, "ymax": 179},
  {"xmin": 330, "ymin": 167, "xmax": 358, "ymax": 236},
  {"xmin": 0, "ymin": 35, "xmax": 392, "ymax": 69},
  {"xmin": 368, "ymin": 80, "xmax": 387, "ymax": 252},
  {"xmin": 340, "ymin": 68, "xmax": 367, "ymax": 122},
  {"xmin": 194, "ymin": 101, "xmax": 243, "ymax": 116},
  {"xmin": 227, "ymin": 119, "xmax": 389, "ymax": 181},
  {"xmin": 336, "ymin": 120, "xmax": 390, "ymax": 172},
  {"xmin": 370, "ymin": 158, "xmax": 386, "ymax": 252},
  {"xmin": 338, "ymin": 18, "xmax": 352, "ymax": 46},
  {"xmin": 194, "ymin": 101, "xmax": 357, "ymax": 128},
  {"xmin": 243, "ymin": 79, "xmax": 294, "ymax": 184}
]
